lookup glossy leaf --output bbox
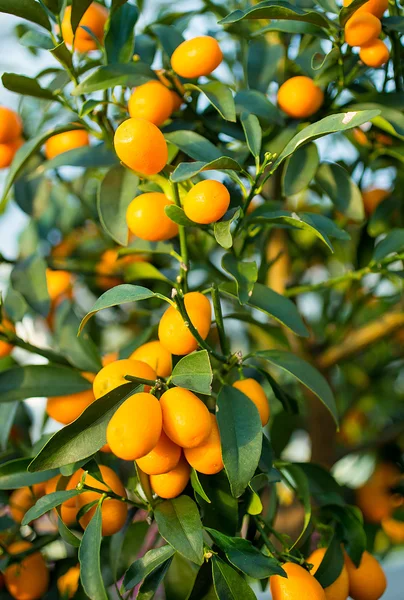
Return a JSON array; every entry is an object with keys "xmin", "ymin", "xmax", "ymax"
[
  {"xmin": 2, "ymin": 73, "xmax": 57, "ymax": 100},
  {"xmin": 165, "ymin": 204, "xmax": 195, "ymax": 226},
  {"xmin": 372, "ymin": 228, "xmax": 404, "ymax": 261},
  {"xmin": 197, "ymin": 473, "xmax": 239, "ymax": 535},
  {"xmin": 41, "ymin": 144, "xmax": 118, "ymax": 172},
  {"xmin": 105, "ymin": 3, "xmax": 138, "ymax": 64},
  {"xmin": 214, "ymin": 208, "xmax": 241, "ymax": 249},
  {"xmin": 247, "ymin": 39, "xmax": 284, "ymax": 94},
  {"xmin": 55, "ymin": 302, "xmax": 101, "ymax": 373},
  {"xmin": 282, "ymin": 143, "xmax": 319, "ymax": 197},
  {"xmin": 171, "ymin": 157, "xmax": 241, "ymax": 183},
  {"xmin": 0, "ymin": 458, "xmax": 58, "ymax": 490},
  {"xmin": 326, "ymin": 504, "xmax": 366, "ymax": 566},
  {"xmin": 10, "ymin": 254, "xmax": 50, "ymax": 316},
  {"xmin": 220, "ymin": 1, "xmax": 329, "ymax": 27},
  {"xmin": 313, "ymin": 533, "xmax": 345, "ymax": 588},
  {"xmin": 137, "ymin": 558, "xmax": 174, "ymax": 599},
  {"xmin": 71, "ymin": 0, "xmax": 93, "ymax": 32},
  {"xmin": 212, "ymin": 556, "xmax": 257, "ymax": 600},
  {"xmin": 339, "ymin": 0, "xmax": 368, "ymax": 25},
  {"xmin": 279, "ymin": 463, "xmax": 311, "ymax": 548},
  {"xmin": 165, "ymin": 131, "xmax": 222, "ymax": 162},
  {"xmin": 191, "ymin": 469, "xmax": 211, "ymax": 503},
  {"xmin": 152, "ymin": 24, "xmax": 184, "ymax": 57},
  {"xmin": 0, "ymin": 0, "xmax": 51, "ymax": 30},
  {"xmin": 120, "ymin": 239, "xmax": 174, "ymax": 256},
  {"xmin": 235, "ymin": 90, "xmax": 283, "ymax": 125},
  {"xmin": 316, "ymin": 162, "xmax": 364, "ymax": 222},
  {"xmin": 222, "ymin": 254, "xmax": 258, "ymax": 305},
  {"xmin": 72, "ymin": 62, "xmax": 157, "ymax": 95},
  {"xmin": 170, "ymin": 350, "xmax": 213, "ymax": 395},
  {"xmin": 79, "ymin": 502, "xmax": 108, "ymax": 600},
  {"xmin": 22, "ymin": 489, "xmax": 81, "ymax": 525},
  {"xmin": 0, "ymin": 403, "xmax": 19, "ymax": 451},
  {"xmin": 241, "ymin": 112, "xmax": 262, "ymax": 158},
  {"xmin": 186, "ymin": 82, "xmax": 236, "ymax": 122},
  {"xmin": 123, "ymin": 545, "xmax": 175, "ymax": 591}
]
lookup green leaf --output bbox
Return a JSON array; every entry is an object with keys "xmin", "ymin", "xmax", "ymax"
[
  {"xmin": 171, "ymin": 157, "xmax": 241, "ymax": 183},
  {"xmin": 124, "ymin": 261, "xmax": 172, "ymax": 284},
  {"xmin": 0, "ymin": 402, "xmax": 19, "ymax": 450},
  {"xmin": 72, "ymin": 62, "xmax": 157, "ymax": 95},
  {"xmin": 41, "ymin": 144, "xmax": 118, "ymax": 172},
  {"xmin": 0, "ymin": 0, "xmax": 51, "ymax": 30},
  {"xmin": 98, "ymin": 165, "xmax": 139, "ymax": 246},
  {"xmin": 252, "ymin": 350, "xmax": 338, "ymax": 424},
  {"xmin": 220, "ymin": 282, "xmax": 309, "ymax": 338},
  {"xmin": 170, "ymin": 350, "xmax": 213, "ymax": 395},
  {"xmin": 28, "ymin": 383, "xmax": 140, "ymax": 471},
  {"xmin": 254, "ymin": 21, "xmax": 328, "ymax": 36},
  {"xmin": 0, "ymin": 365, "xmax": 92, "ymax": 403},
  {"xmin": 165, "ymin": 131, "xmax": 221, "ymax": 162},
  {"xmin": 11, "ymin": 254, "xmax": 50, "ymax": 316},
  {"xmin": 282, "ymin": 143, "xmax": 319, "ymax": 197},
  {"xmin": 279, "ymin": 463, "xmax": 311, "ymax": 548},
  {"xmin": 79, "ymin": 284, "xmax": 156, "ymax": 333},
  {"xmin": 313, "ymin": 533, "xmax": 345, "ymax": 588},
  {"xmin": 197, "ymin": 473, "xmax": 239, "ymax": 535},
  {"xmin": 186, "ymin": 82, "xmax": 236, "ymax": 122},
  {"xmin": 216, "ymin": 385, "xmax": 263, "ymax": 498},
  {"xmin": 211, "ymin": 556, "xmax": 257, "ymax": 600},
  {"xmin": 0, "ymin": 458, "xmax": 59, "ymax": 490},
  {"xmin": 120, "ymin": 239, "xmax": 174, "ymax": 256},
  {"xmin": 123, "ymin": 546, "xmax": 175, "ymax": 591},
  {"xmin": 50, "ymin": 41, "xmax": 73, "ymax": 71},
  {"xmin": 339, "ymin": 0, "xmax": 368, "ymax": 25},
  {"xmin": 3, "ymin": 287, "xmax": 28, "ymax": 322},
  {"xmin": 152, "ymin": 24, "xmax": 184, "ymax": 57},
  {"xmin": 235, "ymin": 90, "xmax": 282, "ymax": 125},
  {"xmin": 58, "ymin": 516, "xmax": 81, "ymax": 548},
  {"xmin": 382, "ymin": 16, "xmax": 404, "ymax": 33},
  {"xmin": 241, "ymin": 112, "xmax": 262, "ymax": 158},
  {"xmin": 22, "ymin": 489, "xmax": 80, "ymax": 525},
  {"xmin": 326, "ymin": 504, "xmax": 366, "ymax": 566},
  {"xmin": 164, "ymin": 204, "xmax": 195, "ymax": 227},
  {"xmin": 207, "ymin": 528, "xmax": 285, "ymax": 579},
  {"xmin": 297, "ymin": 463, "xmax": 344, "ymax": 506},
  {"xmin": 19, "ymin": 30, "xmax": 54, "ymax": 49},
  {"xmin": 137, "ymin": 558, "xmax": 174, "ymax": 599},
  {"xmin": 214, "ymin": 208, "xmax": 241, "ymax": 249},
  {"xmin": 105, "ymin": 3, "xmax": 138, "ymax": 64},
  {"xmin": 2, "ymin": 73, "xmax": 57, "ymax": 101},
  {"xmin": 154, "ymin": 496, "xmax": 204, "ymax": 565},
  {"xmin": 222, "ymin": 254, "xmax": 258, "ymax": 305},
  {"xmin": 316, "ymin": 162, "xmax": 364, "ymax": 222},
  {"xmin": 71, "ymin": 0, "xmax": 93, "ymax": 32},
  {"xmin": 372, "ymin": 228, "xmax": 404, "ymax": 261},
  {"xmin": 79, "ymin": 502, "xmax": 108, "ymax": 600},
  {"xmin": 247, "ymin": 39, "xmax": 284, "ymax": 94},
  {"xmin": 220, "ymin": 1, "xmax": 329, "ymax": 27},
  {"xmin": 190, "ymin": 469, "xmax": 211, "ymax": 503}
]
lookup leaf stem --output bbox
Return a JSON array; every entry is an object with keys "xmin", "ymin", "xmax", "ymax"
[
  {"xmin": 171, "ymin": 181, "xmax": 189, "ymax": 293},
  {"xmin": 211, "ymin": 284, "xmax": 230, "ymax": 356}
]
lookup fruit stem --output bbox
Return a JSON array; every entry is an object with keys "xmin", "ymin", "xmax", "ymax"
[
  {"xmin": 211, "ymin": 284, "xmax": 230, "ymax": 356},
  {"xmin": 171, "ymin": 181, "xmax": 189, "ymax": 293}
]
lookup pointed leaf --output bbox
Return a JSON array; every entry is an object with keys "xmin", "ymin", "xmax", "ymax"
[
  {"xmin": 212, "ymin": 556, "xmax": 257, "ymax": 600},
  {"xmin": 79, "ymin": 502, "xmax": 108, "ymax": 600},
  {"xmin": 282, "ymin": 143, "xmax": 319, "ymax": 197},
  {"xmin": 22, "ymin": 489, "xmax": 81, "ymax": 525},
  {"xmin": 220, "ymin": 1, "xmax": 329, "ymax": 28},
  {"xmin": 123, "ymin": 546, "xmax": 175, "ymax": 591},
  {"xmin": 0, "ymin": 458, "xmax": 58, "ymax": 490},
  {"xmin": 241, "ymin": 112, "xmax": 262, "ymax": 158},
  {"xmin": 2, "ymin": 73, "xmax": 57, "ymax": 101},
  {"xmin": 0, "ymin": 0, "xmax": 51, "ymax": 30},
  {"xmin": 105, "ymin": 3, "xmax": 139, "ymax": 64},
  {"xmin": 316, "ymin": 162, "xmax": 364, "ymax": 222},
  {"xmin": 372, "ymin": 228, "xmax": 404, "ymax": 260},
  {"xmin": 222, "ymin": 254, "xmax": 258, "ymax": 305},
  {"xmin": 214, "ymin": 208, "xmax": 241, "ymax": 249},
  {"xmin": 72, "ymin": 63, "xmax": 156, "ymax": 95},
  {"xmin": 165, "ymin": 131, "xmax": 221, "ymax": 162},
  {"xmin": 171, "ymin": 157, "xmax": 241, "ymax": 183},
  {"xmin": 170, "ymin": 350, "xmax": 213, "ymax": 395},
  {"xmin": 186, "ymin": 82, "xmax": 236, "ymax": 122}
]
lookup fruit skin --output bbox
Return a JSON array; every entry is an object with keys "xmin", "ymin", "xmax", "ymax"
[
  {"xmin": 44, "ymin": 475, "xmax": 79, "ymax": 526},
  {"xmin": 232, "ymin": 378, "xmax": 270, "ymax": 426},
  {"xmin": 278, "ymin": 76, "xmax": 324, "ymax": 119},
  {"xmin": 46, "ymin": 269, "xmax": 73, "ymax": 301},
  {"xmin": 184, "ymin": 414, "xmax": 224, "ymax": 474},
  {"xmin": 107, "ymin": 392, "xmax": 162, "ymax": 460},
  {"xmin": 0, "ymin": 138, "xmax": 23, "ymax": 169},
  {"xmin": 75, "ymin": 465, "xmax": 128, "ymax": 536},
  {"xmin": 308, "ymin": 548, "xmax": 349, "ymax": 600},
  {"xmin": 130, "ymin": 340, "xmax": 172, "ymax": 378},
  {"xmin": 360, "ymin": 39, "xmax": 389, "ymax": 67},
  {"xmin": 61, "ymin": 3, "xmax": 108, "ymax": 52},
  {"xmin": 343, "ymin": 0, "xmax": 388, "ymax": 18},
  {"xmin": 344, "ymin": 13, "xmax": 381, "ymax": 47},
  {"xmin": 44, "ymin": 130, "xmax": 89, "ymax": 160},
  {"xmin": 361, "ymin": 188, "xmax": 390, "ymax": 216},
  {"xmin": 93, "ymin": 358, "xmax": 157, "ymax": 399},
  {"xmin": 270, "ymin": 562, "xmax": 326, "ymax": 600},
  {"xmin": 0, "ymin": 318, "xmax": 15, "ymax": 358},
  {"xmin": 156, "ymin": 70, "xmax": 184, "ymax": 111},
  {"xmin": 114, "ymin": 118, "xmax": 168, "ymax": 175},
  {"xmin": 126, "ymin": 192, "xmax": 179, "ymax": 242},
  {"xmin": 160, "ymin": 387, "xmax": 212, "ymax": 448},
  {"xmin": 171, "ymin": 36, "xmax": 223, "ymax": 79},
  {"xmin": 4, "ymin": 541, "xmax": 50, "ymax": 600},
  {"xmin": 136, "ymin": 431, "xmax": 181, "ymax": 475},
  {"xmin": 382, "ymin": 516, "xmax": 404, "ymax": 543},
  {"xmin": 266, "ymin": 229, "xmax": 290, "ymax": 295},
  {"xmin": 57, "ymin": 565, "xmax": 80, "ymax": 599},
  {"xmin": 47, "ymin": 372, "xmax": 95, "ymax": 425},
  {"xmin": 158, "ymin": 291, "xmax": 211, "ymax": 355},
  {"xmin": 183, "ymin": 180, "xmax": 230, "ymax": 225},
  {"xmin": 356, "ymin": 461, "xmax": 401, "ymax": 523},
  {"xmin": 9, "ymin": 487, "xmax": 35, "ymax": 524},
  {"xmin": 344, "ymin": 551, "xmax": 387, "ymax": 600},
  {"xmin": 150, "ymin": 456, "xmax": 190, "ymax": 499},
  {"xmin": 0, "ymin": 106, "xmax": 22, "ymax": 144},
  {"xmin": 128, "ymin": 81, "xmax": 174, "ymax": 126}
]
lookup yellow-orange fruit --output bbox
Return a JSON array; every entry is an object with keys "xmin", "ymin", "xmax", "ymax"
[
  {"xmin": 61, "ymin": 3, "xmax": 108, "ymax": 52},
  {"xmin": 107, "ymin": 392, "xmax": 162, "ymax": 460},
  {"xmin": 356, "ymin": 461, "xmax": 401, "ymax": 523},
  {"xmin": 309, "ymin": 548, "xmax": 349, "ymax": 600},
  {"xmin": 278, "ymin": 76, "xmax": 324, "ymax": 119},
  {"xmin": 114, "ymin": 118, "xmax": 168, "ymax": 175},
  {"xmin": 128, "ymin": 81, "xmax": 174, "ymax": 126},
  {"xmin": 0, "ymin": 106, "xmax": 22, "ymax": 144},
  {"xmin": 266, "ymin": 229, "xmax": 290, "ymax": 295},
  {"xmin": 130, "ymin": 341, "xmax": 172, "ymax": 378},
  {"xmin": 32, "ymin": 481, "xmax": 47, "ymax": 499},
  {"xmin": 171, "ymin": 36, "xmax": 223, "ymax": 79},
  {"xmin": 344, "ymin": 13, "xmax": 381, "ymax": 47},
  {"xmin": 46, "ymin": 269, "xmax": 72, "ymax": 301},
  {"xmin": 158, "ymin": 292, "xmax": 211, "ymax": 355},
  {"xmin": 0, "ymin": 138, "xmax": 23, "ymax": 169},
  {"xmin": 4, "ymin": 541, "xmax": 49, "ymax": 600},
  {"xmin": 9, "ymin": 487, "xmax": 35, "ymax": 524},
  {"xmin": 155, "ymin": 70, "xmax": 184, "ymax": 111},
  {"xmin": 232, "ymin": 378, "xmax": 270, "ymax": 426},
  {"xmin": 57, "ymin": 565, "xmax": 80, "ymax": 600},
  {"xmin": 353, "ymin": 128, "xmax": 370, "ymax": 146},
  {"xmin": 343, "ymin": 0, "xmax": 388, "ymax": 18},
  {"xmin": 361, "ymin": 188, "xmax": 390, "ymax": 216},
  {"xmin": 150, "ymin": 456, "xmax": 190, "ymax": 499},
  {"xmin": 183, "ymin": 180, "xmax": 230, "ymax": 224},
  {"xmin": 44, "ymin": 130, "xmax": 89, "ymax": 160},
  {"xmin": 160, "ymin": 387, "xmax": 212, "ymax": 448},
  {"xmin": 136, "ymin": 431, "xmax": 181, "ymax": 475},
  {"xmin": 360, "ymin": 39, "xmax": 389, "ymax": 67},
  {"xmin": 93, "ymin": 358, "xmax": 157, "ymax": 399},
  {"xmin": 184, "ymin": 414, "xmax": 223, "ymax": 474},
  {"xmin": 60, "ymin": 504, "xmax": 79, "ymax": 527},
  {"xmin": 344, "ymin": 551, "xmax": 387, "ymax": 600},
  {"xmin": 102, "ymin": 352, "xmax": 119, "ymax": 366},
  {"xmin": 270, "ymin": 562, "xmax": 326, "ymax": 600},
  {"xmin": 126, "ymin": 192, "xmax": 178, "ymax": 242},
  {"xmin": 0, "ymin": 318, "xmax": 15, "ymax": 359},
  {"xmin": 75, "ymin": 465, "xmax": 128, "ymax": 536},
  {"xmin": 43, "ymin": 475, "xmax": 79, "ymax": 526},
  {"xmin": 46, "ymin": 372, "xmax": 95, "ymax": 425}
]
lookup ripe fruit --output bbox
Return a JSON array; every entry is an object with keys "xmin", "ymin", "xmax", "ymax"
[
  {"xmin": 308, "ymin": 548, "xmax": 349, "ymax": 600},
  {"xmin": 61, "ymin": 3, "xmax": 108, "ymax": 52},
  {"xmin": 270, "ymin": 562, "xmax": 326, "ymax": 600},
  {"xmin": 343, "ymin": 0, "xmax": 388, "ymax": 18},
  {"xmin": 158, "ymin": 292, "xmax": 211, "ymax": 355},
  {"xmin": 232, "ymin": 378, "xmax": 270, "ymax": 426},
  {"xmin": 9, "ymin": 487, "xmax": 35, "ymax": 524},
  {"xmin": 32, "ymin": 481, "xmax": 47, "ymax": 499},
  {"xmin": 136, "ymin": 431, "xmax": 181, "ymax": 475},
  {"xmin": 128, "ymin": 81, "xmax": 174, "ymax": 126},
  {"xmin": 344, "ymin": 13, "xmax": 381, "ymax": 47},
  {"xmin": 5, "ymin": 541, "xmax": 49, "ymax": 600},
  {"xmin": 344, "ymin": 551, "xmax": 387, "ymax": 600},
  {"xmin": 356, "ymin": 461, "xmax": 401, "ymax": 523},
  {"xmin": 382, "ymin": 516, "xmax": 404, "ymax": 544},
  {"xmin": 184, "ymin": 414, "xmax": 223, "ymax": 474},
  {"xmin": 47, "ymin": 372, "xmax": 95, "ymax": 425},
  {"xmin": 93, "ymin": 358, "xmax": 157, "ymax": 399},
  {"xmin": 360, "ymin": 39, "xmax": 390, "ymax": 67},
  {"xmin": 107, "ymin": 392, "xmax": 162, "ymax": 460},
  {"xmin": 44, "ymin": 129, "xmax": 89, "ymax": 160},
  {"xmin": 0, "ymin": 106, "xmax": 22, "ymax": 144},
  {"xmin": 0, "ymin": 318, "xmax": 15, "ymax": 358},
  {"xmin": 0, "ymin": 138, "xmax": 23, "ymax": 169},
  {"xmin": 361, "ymin": 187, "xmax": 390, "ymax": 216},
  {"xmin": 266, "ymin": 229, "xmax": 290, "ymax": 295},
  {"xmin": 75, "ymin": 465, "xmax": 128, "ymax": 536},
  {"xmin": 114, "ymin": 118, "xmax": 168, "ymax": 175},
  {"xmin": 171, "ymin": 36, "xmax": 223, "ymax": 79},
  {"xmin": 353, "ymin": 127, "xmax": 370, "ymax": 147},
  {"xmin": 150, "ymin": 456, "xmax": 190, "ymax": 499},
  {"xmin": 160, "ymin": 387, "xmax": 212, "ymax": 448},
  {"xmin": 183, "ymin": 180, "xmax": 230, "ymax": 224},
  {"xmin": 130, "ymin": 340, "xmax": 172, "ymax": 378},
  {"xmin": 126, "ymin": 193, "xmax": 178, "ymax": 242},
  {"xmin": 44, "ymin": 475, "xmax": 79, "ymax": 526},
  {"xmin": 46, "ymin": 269, "xmax": 72, "ymax": 301},
  {"xmin": 156, "ymin": 69, "xmax": 184, "ymax": 111},
  {"xmin": 278, "ymin": 76, "xmax": 324, "ymax": 119},
  {"xmin": 57, "ymin": 565, "xmax": 80, "ymax": 599}
]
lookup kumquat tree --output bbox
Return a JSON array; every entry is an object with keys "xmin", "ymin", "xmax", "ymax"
[{"xmin": 0, "ymin": 0, "xmax": 404, "ymax": 599}]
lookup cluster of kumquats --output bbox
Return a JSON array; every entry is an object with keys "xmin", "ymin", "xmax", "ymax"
[{"xmin": 344, "ymin": 0, "xmax": 390, "ymax": 67}]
